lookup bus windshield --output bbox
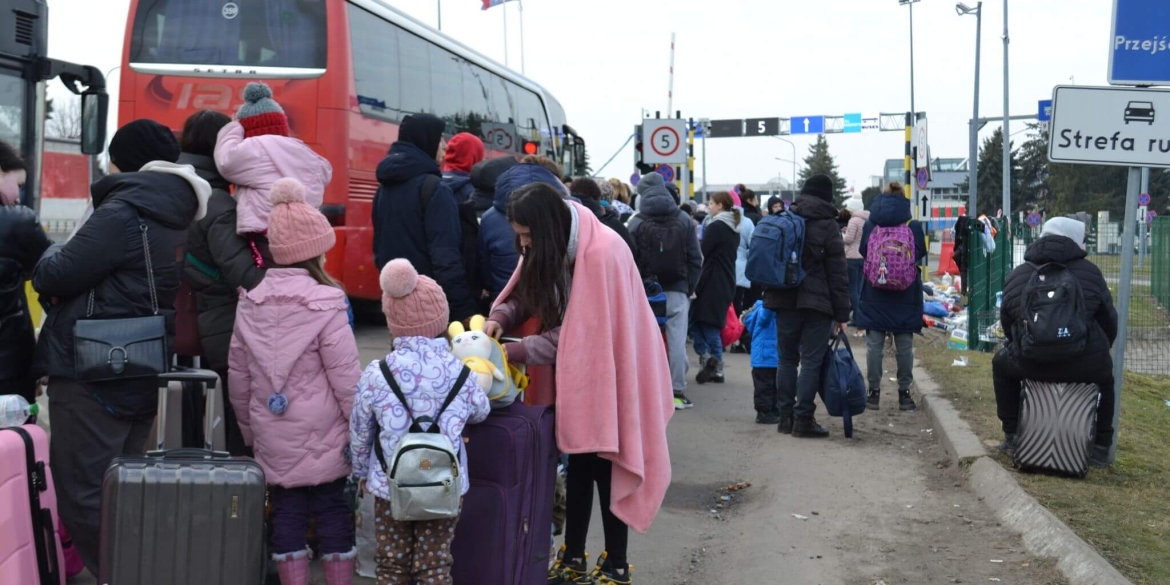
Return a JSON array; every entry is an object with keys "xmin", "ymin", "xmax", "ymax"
[
  {"xmin": 128, "ymin": 0, "xmax": 327, "ymax": 70},
  {"xmin": 0, "ymin": 70, "xmax": 25, "ymax": 153}
]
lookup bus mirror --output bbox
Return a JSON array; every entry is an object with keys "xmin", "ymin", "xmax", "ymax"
[
  {"xmin": 80, "ymin": 91, "xmax": 109, "ymax": 156},
  {"xmin": 573, "ymin": 139, "xmax": 586, "ymax": 173}
]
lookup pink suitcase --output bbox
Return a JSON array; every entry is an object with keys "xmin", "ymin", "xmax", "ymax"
[{"xmin": 0, "ymin": 424, "xmax": 66, "ymax": 585}]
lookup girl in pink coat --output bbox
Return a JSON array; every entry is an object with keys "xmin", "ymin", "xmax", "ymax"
[
  {"xmin": 228, "ymin": 178, "xmax": 361, "ymax": 585},
  {"xmin": 215, "ymin": 82, "xmax": 332, "ymax": 266}
]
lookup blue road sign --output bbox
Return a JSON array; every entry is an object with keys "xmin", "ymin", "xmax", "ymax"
[
  {"xmin": 1038, "ymin": 99, "xmax": 1053, "ymax": 122},
  {"xmin": 1139, "ymin": 192, "xmax": 1151, "ymax": 205},
  {"xmin": 688, "ymin": 121, "xmax": 705, "ymax": 138},
  {"xmin": 656, "ymin": 164, "xmax": 675, "ymax": 183},
  {"xmin": 843, "ymin": 113, "xmax": 863, "ymax": 133},
  {"xmin": 916, "ymin": 168, "xmax": 929, "ymax": 190},
  {"xmin": 1026, "ymin": 212, "xmax": 1043, "ymax": 228},
  {"xmin": 630, "ymin": 172, "xmax": 641, "ymax": 186},
  {"xmin": 1148, "ymin": 210, "xmax": 1158, "ymax": 224},
  {"xmin": 790, "ymin": 116, "xmax": 825, "ymax": 135},
  {"xmin": 1110, "ymin": 0, "xmax": 1170, "ymax": 86}
]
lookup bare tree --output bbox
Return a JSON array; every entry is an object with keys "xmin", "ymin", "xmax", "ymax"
[{"xmin": 45, "ymin": 96, "xmax": 82, "ymax": 140}]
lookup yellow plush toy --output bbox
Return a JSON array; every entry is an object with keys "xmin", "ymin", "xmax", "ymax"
[{"xmin": 449, "ymin": 316, "xmax": 506, "ymax": 396}]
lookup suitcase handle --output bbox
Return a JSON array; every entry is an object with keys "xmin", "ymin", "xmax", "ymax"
[
  {"xmin": 158, "ymin": 367, "xmax": 219, "ymax": 390},
  {"xmin": 145, "ymin": 448, "xmax": 231, "ymax": 459}
]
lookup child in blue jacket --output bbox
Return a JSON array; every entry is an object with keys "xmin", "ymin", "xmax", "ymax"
[{"xmin": 743, "ymin": 300, "xmax": 780, "ymax": 424}]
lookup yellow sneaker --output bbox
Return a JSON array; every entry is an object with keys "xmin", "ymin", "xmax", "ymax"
[{"xmin": 547, "ymin": 545, "xmax": 588, "ymax": 585}]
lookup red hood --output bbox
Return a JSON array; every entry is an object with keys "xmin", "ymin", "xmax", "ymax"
[{"xmin": 442, "ymin": 132, "xmax": 486, "ymax": 173}]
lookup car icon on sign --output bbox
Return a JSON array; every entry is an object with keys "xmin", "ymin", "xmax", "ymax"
[{"xmin": 1124, "ymin": 101, "xmax": 1155, "ymax": 125}]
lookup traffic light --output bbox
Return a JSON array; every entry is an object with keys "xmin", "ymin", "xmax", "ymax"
[
  {"xmin": 633, "ymin": 125, "xmax": 654, "ymax": 175},
  {"xmin": 521, "ymin": 140, "xmax": 539, "ymax": 155}
]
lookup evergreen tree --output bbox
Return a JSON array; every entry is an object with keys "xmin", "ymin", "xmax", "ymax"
[
  {"xmin": 861, "ymin": 185, "xmax": 882, "ymax": 210},
  {"xmin": 957, "ymin": 128, "xmax": 1026, "ymax": 216},
  {"xmin": 799, "ymin": 135, "xmax": 848, "ymax": 205}
]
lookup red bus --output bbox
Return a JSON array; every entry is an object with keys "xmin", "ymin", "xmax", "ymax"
[{"xmin": 118, "ymin": 0, "xmax": 586, "ymax": 300}]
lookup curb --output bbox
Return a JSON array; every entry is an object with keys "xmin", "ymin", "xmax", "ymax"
[{"xmin": 912, "ymin": 361, "xmax": 1135, "ymax": 585}]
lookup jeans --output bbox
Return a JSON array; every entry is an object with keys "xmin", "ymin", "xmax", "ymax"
[
  {"xmin": 847, "ymin": 259, "xmax": 865, "ymax": 325},
  {"xmin": 270, "ymin": 477, "xmax": 355, "ymax": 556},
  {"xmin": 692, "ymin": 324, "xmax": 723, "ymax": 364},
  {"xmin": 564, "ymin": 453, "xmax": 629, "ymax": 569},
  {"xmin": 866, "ymin": 331, "xmax": 914, "ymax": 392},
  {"xmin": 664, "ymin": 292, "xmax": 691, "ymax": 391},
  {"xmin": 991, "ymin": 347, "xmax": 1116, "ymax": 447},
  {"xmin": 752, "ymin": 367, "xmax": 779, "ymax": 415},
  {"xmin": 774, "ymin": 310, "xmax": 834, "ymax": 419}
]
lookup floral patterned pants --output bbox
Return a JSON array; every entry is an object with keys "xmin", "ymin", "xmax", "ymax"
[{"xmin": 374, "ymin": 498, "xmax": 459, "ymax": 585}]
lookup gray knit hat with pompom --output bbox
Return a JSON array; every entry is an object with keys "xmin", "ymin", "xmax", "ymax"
[{"xmin": 237, "ymin": 82, "xmax": 289, "ymax": 138}]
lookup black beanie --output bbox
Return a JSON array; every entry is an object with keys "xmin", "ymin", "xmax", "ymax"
[
  {"xmin": 109, "ymin": 119, "xmax": 180, "ymax": 173},
  {"xmin": 399, "ymin": 114, "xmax": 446, "ymax": 160},
  {"xmin": 801, "ymin": 174, "xmax": 834, "ymax": 202}
]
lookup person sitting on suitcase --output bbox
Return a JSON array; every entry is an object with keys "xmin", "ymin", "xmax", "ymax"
[
  {"xmin": 483, "ymin": 183, "xmax": 675, "ymax": 585},
  {"xmin": 228, "ymin": 179, "xmax": 362, "ymax": 585},
  {"xmin": 350, "ymin": 259, "xmax": 491, "ymax": 585},
  {"xmin": 993, "ymin": 217, "xmax": 1119, "ymax": 468}
]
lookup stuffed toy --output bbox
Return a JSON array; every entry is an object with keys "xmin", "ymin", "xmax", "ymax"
[{"xmin": 449, "ymin": 316, "xmax": 505, "ymax": 395}]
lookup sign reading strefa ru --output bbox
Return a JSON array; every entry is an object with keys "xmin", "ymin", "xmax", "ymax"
[{"xmin": 1048, "ymin": 85, "xmax": 1170, "ymax": 168}]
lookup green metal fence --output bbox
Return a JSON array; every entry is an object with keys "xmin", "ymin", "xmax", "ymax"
[{"xmin": 966, "ymin": 218, "xmax": 1012, "ymax": 352}]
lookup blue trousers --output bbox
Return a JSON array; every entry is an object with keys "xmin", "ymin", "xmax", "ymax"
[{"xmin": 692, "ymin": 324, "xmax": 724, "ymax": 363}]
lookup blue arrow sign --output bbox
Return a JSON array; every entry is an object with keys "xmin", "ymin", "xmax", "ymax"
[
  {"xmin": 843, "ymin": 113, "xmax": 863, "ymax": 133},
  {"xmin": 1038, "ymin": 99, "xmax": 1053, "ymax": 122},
  {"xmin": 1110, "ymin": 0, "xmax": 1170, "ymax": 86},
  {"xmin": 790, "ymin": 115, "xmax": 825, "ymax": 135}
]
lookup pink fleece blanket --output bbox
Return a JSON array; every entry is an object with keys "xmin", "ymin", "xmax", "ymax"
[{"xmin": 495, "ymin": 202, "xmax": 674, "ymax": 533}]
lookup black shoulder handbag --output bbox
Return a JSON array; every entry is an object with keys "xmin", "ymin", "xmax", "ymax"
[{"xmin": 73, "ymin": 218, "xmax": 168, "ymax": 382}]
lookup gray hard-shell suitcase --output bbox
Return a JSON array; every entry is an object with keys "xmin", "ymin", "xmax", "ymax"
[
  {"xmin": 1014, "ymin": 380, "xmax": 1101, "ymax": 478},
  {"xmin": 99, "ymin": 368, "xmax": 267, "ymax": 585}
]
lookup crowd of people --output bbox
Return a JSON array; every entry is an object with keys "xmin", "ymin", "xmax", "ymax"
[{"xmin": 0, "ymin": 79, "xmax": 1123, "ymax": 585}]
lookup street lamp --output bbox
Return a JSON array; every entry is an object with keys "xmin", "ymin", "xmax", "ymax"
[
  {"xmin": 957, "ymin": 2, "xmax": 982, "ymax": 216},
  {"xmin": 900, "ymin": 0, "xmax": 920, "ymax": 218},
  {"xmin": 772, "ymin": 136, "xmax": 797, "ymax": 191},
  {"xmin": 1001, "ymin": 0, "xmax": 1011, "ymax": 224}
]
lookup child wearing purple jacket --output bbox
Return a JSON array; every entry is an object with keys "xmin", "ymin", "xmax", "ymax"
[{"xmin": 350, "ymin": 259, "xmax": 490, "ymax": 585}]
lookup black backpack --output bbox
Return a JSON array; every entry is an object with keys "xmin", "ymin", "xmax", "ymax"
[
  {"xmin": 420, "ymin": 174, "xmax": 481, "ymax": 297},
  {"xmin": 637, "ymin": 214, "xmax": 689, "ymax": 285},
  {"xmin": 1015, "ymin": 262, "xmax": 1088, "ymax": 362}
]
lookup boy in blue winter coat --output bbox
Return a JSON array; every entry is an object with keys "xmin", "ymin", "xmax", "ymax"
[{"xmin": 743, "ymin": 300, "xmax": 781, "ymax": 424}]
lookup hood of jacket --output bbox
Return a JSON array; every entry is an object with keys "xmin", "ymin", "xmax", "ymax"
[
  {"xmin": 493, "ymin": 163, "xmax": 563, "ymax": 212},
  {"xmin": 789, "ymin": 194, "xmax": 838, "ymax": 221},
  {"xmin": 140, "ymin": 161, "xmax": 212, "ymax": 221},
  {"xmin": 90, "ymin": 166, "xmax": 203, "ymax": 228},
  {"xmin": 637, "ymin": 181, "xmax": 677, "ymax": 218},
  {"xmin": 471, "ymin": 156, "xmax": 518, "ymax": 193},
  {"xmin": 442, "ymin": 170, "xmax": 472, "ymax": 195},
  {"xmin": 377, "ymin": 141, "xmax": 441, "ymax": 187},
  {"xmin": 442, "ymin": 133, "xmax": 486, "ymax": 174},
  {"xmin": 765, "ymin": 195, "xmax": 784, "ymax": 213},
  {"xmin": 1024, "ymin": 234, "xmax": 1088, "ymax": 264},
  {"xmin": 177, "ymin": 152, "xmax": 231, "ymax": 192},
  {"xmin": 578, "ymin": 195, "xmax": 621, "ymax": 224},
  {"xmin": 868, "ymin": 193, "xmax": 912, "ymax": 227},
  {"xmin": 706, "ymin": 210, "xmax": 740, "ymax": 233}
]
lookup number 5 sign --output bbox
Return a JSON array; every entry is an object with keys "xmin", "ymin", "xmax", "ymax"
[{"xmin": 642, "ymin": 119, "xmax": 688, "ymax": 164}]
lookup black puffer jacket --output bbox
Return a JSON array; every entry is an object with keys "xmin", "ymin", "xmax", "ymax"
[
  {"xmin": 0, "ymin": 205, "xmax": 52, "ymax": 400},
  {"xmin": 180, "ymin": 153, "xmax": 265, "ymax": 371},
  {"xmin": 763, "ymin": 195, "xmax": 851, "ymax": 323},
  {"xmin": 34, "ymin": 167, "xmax": 203, "ymax": 417},
  {"xmin": 1001, "ymin": 235, "xmax": 1118, "ymax": 363},
  {"xmin": 694, "ymin": 216, "xmax": 739, "ymax": 328}
]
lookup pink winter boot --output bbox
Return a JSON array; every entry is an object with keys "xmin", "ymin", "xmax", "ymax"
[
  {"xmin": 321, "ymin": 549, "xmax": 356, "ymax": 585},
  {"xmin": 273, "ymin": 549, "xmax": 311, "ymax": 585}
]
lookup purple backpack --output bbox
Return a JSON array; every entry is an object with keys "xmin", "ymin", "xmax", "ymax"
[{"xmin": 864, "ymin": 224, "xmax": 917, "ymax": 291}]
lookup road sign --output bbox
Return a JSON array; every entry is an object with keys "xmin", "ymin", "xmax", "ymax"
[
  {"xmin": 642, "ymin": 119, "xmax": 688, "ymax": 164},
  {"xmin": 655, "ymin": 164, "xmax": 675, "ymax": 183},
  {"xmin": 1109, "ymin": 0, "xmax": 1170, "ymax": 86},
  {"xmin": 1048, "ymin": 85, "xmax": 1170, "ymax": 167},
  {"xmin": 1139, "ymin": 205, "xmax": 1148, "ymax": 220},
  {"xmin": 688, "ymin": 120, "xmax": 706, "ymax": 138},
  {"xmin": 745, "ymin": 117, "xmax": 780, "ymax": 136},
  {"xmin": 1026, "ymin": 212, "xmax": 1043, "ymax": 228},
  {"xmin": 1148, "ymin": 209, "xmax": 1159, "ymax": 224},
  {"xmin": 915, "ymin": 119, "xmax": 929, "ymax": 169},
  {"xmin": 1139, "ymin": 192, "xmax": 1151, "ymax": 205},
  {"xmin": 916, "ymin": 168, "xmax": 929, "ymax": 190},
  {"xmin": 630, "ymin": 172, "xmax": 641, "ymax": 186},
  {"xmin": 1038, "ymin": 99, "xmax": 1053, "ymax": 122},
  {"xmin": 862, "ymin": 116, "xmax": 880, "ymax": 133},
  {"xmin": 790, "ymin": 116, "xmax": 825, "ymax": 135},
  {"xmin": 707, "ymin": 119, "xmax": 744, "ymax": 138},
  {"xmin": 481, "ymin": 122, "xmax": 517, "ymax": 152},
  {"xmin": 843, "ymin": 113, "xmax": 863, "ymax": 134}
]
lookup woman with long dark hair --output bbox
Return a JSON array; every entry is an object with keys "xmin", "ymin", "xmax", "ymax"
[
  {"xmin": 692, "ymin": 191, "xmax": 740, "ymax": 385},
  {"xmin": 484, "ymin": 184, "xmax": 673, "ymax": 585}
]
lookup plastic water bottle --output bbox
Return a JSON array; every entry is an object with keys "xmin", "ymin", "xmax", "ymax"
[
  {"xmin": 0, "ymin": 395, "xmax": 38, "ymax": 427},
  {"xmin": 784, "ymin": 251, "xmax": 799, "ymax": 286}
]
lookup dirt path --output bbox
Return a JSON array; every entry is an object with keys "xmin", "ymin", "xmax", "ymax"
[{"xmin": 575, "ymin": 338, "xmax": 1067, "ymax": 585}]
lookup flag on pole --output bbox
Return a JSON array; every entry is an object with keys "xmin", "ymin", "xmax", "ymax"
[{"xmin": 482, "ymin": 0, "xmax": 518, "ymax": 9}]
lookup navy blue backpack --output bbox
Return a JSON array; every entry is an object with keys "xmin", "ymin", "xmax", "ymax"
[
  {"xmin": 746, "ymin": 211, "xmax": 807, "ymax": 289},
  {"xmin": 820, "ymin": 332, "xmax": 867, "ymax": 438}
]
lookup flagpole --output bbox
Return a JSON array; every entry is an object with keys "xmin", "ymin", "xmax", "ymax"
[
  {"xmin": 519, "ymin": 0, "xmax": 526, "ymax": 74},
  {"xmin": 502, "ymin": 0, "xmax": 509, "ymax": 67},
  {"xmin": 437, "ymin": 0, "xmax": 441, "ymax": 30}
]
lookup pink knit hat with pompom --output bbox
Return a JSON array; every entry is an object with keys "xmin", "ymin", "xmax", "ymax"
[
  {"xmin": 380, "ymin": 259, "xmax": 449, "ymax": 338},
  {"xmin": 268, "ymin": 178, "xmax": 335, "ymax": 265}
]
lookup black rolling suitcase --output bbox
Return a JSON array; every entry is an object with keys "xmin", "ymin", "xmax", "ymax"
[
  {"xmin": 1013, "ymin": 381, "xmax": 1101, "ymax": 478},
  {"xmin": 99, "ymin": 368, "xmax": 267, "ymax": 585}
]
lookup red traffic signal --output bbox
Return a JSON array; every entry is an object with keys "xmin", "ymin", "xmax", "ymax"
[{"xmin": 522, "ymin": 141, "xmax": 539, "ymax": 155}]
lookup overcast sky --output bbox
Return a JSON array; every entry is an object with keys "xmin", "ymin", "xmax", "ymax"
[{"xmin": 46, "ymin": 0, "xmax": 1114, "ymax": 190}]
